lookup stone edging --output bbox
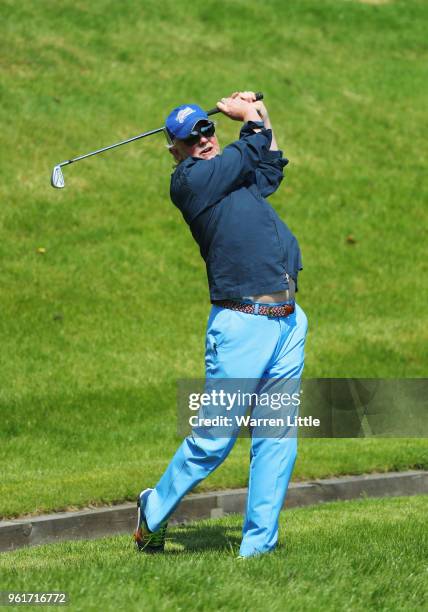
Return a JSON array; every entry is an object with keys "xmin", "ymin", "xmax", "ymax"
[{"xmin": 1, "ymin": 470, "xmax": 427, "ymax": 552}]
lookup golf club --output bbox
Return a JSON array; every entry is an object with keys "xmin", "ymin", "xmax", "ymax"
[{"xmin": 50, "ymin": 93, "xmax": 264, "ymax": 189}]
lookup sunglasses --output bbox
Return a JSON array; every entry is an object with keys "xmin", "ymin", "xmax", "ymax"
[{"xmin": 181, "ymin": 121, "xmax": 216, "ymax": 146}]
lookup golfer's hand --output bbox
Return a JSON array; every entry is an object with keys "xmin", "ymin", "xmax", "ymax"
[
  {"xmin": 231, "ymin": 91, "xmax": 268, "ymax": 121},
  {"xmin": 216, "ymin": 96, "xmax": 260, "ymax": 123},
  {"xmin": 231, "ymin": 91, "xmax": 278, "ymax": 150}
]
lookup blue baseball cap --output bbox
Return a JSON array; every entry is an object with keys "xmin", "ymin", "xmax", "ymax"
[{"xmin": 165, "ymin": 104, "xmax": 209, "ymax": 140}]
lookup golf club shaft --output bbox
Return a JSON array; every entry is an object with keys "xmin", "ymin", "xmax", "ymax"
[
  {"xmin": 59, "ymin": 126, "xmax": 165, "ymax": 167},
  {"xmin": 58, "ymin": 92, "xmax": 263, "ymax": 168}
]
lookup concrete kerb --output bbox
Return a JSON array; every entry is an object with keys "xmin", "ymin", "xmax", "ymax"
[{"xmin": 1, "ymin": 470, "xmax": 427, "ymax": 552}]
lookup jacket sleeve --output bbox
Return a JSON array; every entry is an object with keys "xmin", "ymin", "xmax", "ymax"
[
  {"xmin": 254, "ymin": 150, "xmax": 289, "ymax": 198},
  {"xmin": 183, "ymin": 122, "xmax": 273, "ymax": 205}
]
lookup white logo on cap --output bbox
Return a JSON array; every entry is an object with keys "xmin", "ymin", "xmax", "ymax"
[{"xmin": 176, "ymin": 107, "xmax": 195, "ymax": 124}]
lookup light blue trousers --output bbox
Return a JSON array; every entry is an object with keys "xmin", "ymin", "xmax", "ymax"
[{"xmin": 145, "ymin": 302, "xmax": 308, "ymax": 557}]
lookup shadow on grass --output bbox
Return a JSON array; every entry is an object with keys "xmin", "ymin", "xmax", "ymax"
[{"xmin": 165, "ymin": 522, "xmax": 242, "ymax": 554}]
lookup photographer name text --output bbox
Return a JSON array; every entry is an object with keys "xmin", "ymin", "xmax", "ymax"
[{"xmin": 189, "ymin": 415, "xmax": 320, "ymax": 428}]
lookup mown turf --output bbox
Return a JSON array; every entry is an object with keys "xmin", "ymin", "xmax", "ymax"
[
  {"xmin": 1, "ymin": 0, "xmax": 427, "ymax": 518},
  {"xmin": 1, "ymin": 497, "xmax": 427, "ymax": 611}
]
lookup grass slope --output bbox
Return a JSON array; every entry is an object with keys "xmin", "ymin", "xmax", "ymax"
[
  {"xmin": 1, "ymin": 497, "xmax": 427, "ymax": 611},
  {"xmin": 1, "ymin": 0, "xmax": 427, "ymax": 517}
]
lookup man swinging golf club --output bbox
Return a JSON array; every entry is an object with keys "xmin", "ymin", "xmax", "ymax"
[{"xmin": 134, "ymin": 91, "xmax": 308, "ymax": 558}]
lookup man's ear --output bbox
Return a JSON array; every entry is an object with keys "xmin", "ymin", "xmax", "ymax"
[{"xmin": 169, "ymin": 145, "xmax": 183, "ymax": 163}]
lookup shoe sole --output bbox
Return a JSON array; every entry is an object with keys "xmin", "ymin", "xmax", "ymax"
[
  {"xmin": 135, "ymin": 487, "xmax": 153, "ymax": 534},
  {"xmin": 134, "ymin": 488, "xmax": 168, "ymax": 553},
  {"xmin": 134, "ymin": 488, "xmax": 153, "ymax": 551}
]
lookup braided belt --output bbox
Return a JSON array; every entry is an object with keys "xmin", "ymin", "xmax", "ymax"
[{"xmin": 215, "ymin": 300, "xmax": 295, "ymax": 318}]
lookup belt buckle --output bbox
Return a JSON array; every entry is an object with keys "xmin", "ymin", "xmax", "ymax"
[{"xmin": 267, "ymin": 306, "xmax": 276, "ymax": 318}]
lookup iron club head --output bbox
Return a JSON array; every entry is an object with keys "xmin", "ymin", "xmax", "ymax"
[{"xmin": 51, "ymin": 165, "xmax": 65, "ymax": 189}]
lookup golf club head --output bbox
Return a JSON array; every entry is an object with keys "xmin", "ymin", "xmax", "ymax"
[{"xmin": 51, "ymin": 165, "xmax": 65, "ymax": 189}]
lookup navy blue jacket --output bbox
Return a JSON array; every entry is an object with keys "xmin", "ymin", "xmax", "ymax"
[{"xmin": 170, "ymin": 121, "xmax": 302, "ymax": 301}]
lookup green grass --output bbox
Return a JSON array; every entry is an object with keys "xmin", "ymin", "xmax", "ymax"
[
  {"xmin": 1, "ymin": 0, "xmax": 427, "ymax": 518},
  {"xmin": 2, "ymin": 429, "xmax": 428, "ymax": 518},
  {"xmin": 1, "ymin": 497, "xmax": 427, "ymax": 611}
]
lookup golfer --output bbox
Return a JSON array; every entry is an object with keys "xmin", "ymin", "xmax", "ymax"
[{"xmin": 134, "ymin": 92, "xmax": 308, "ymax": 558}]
